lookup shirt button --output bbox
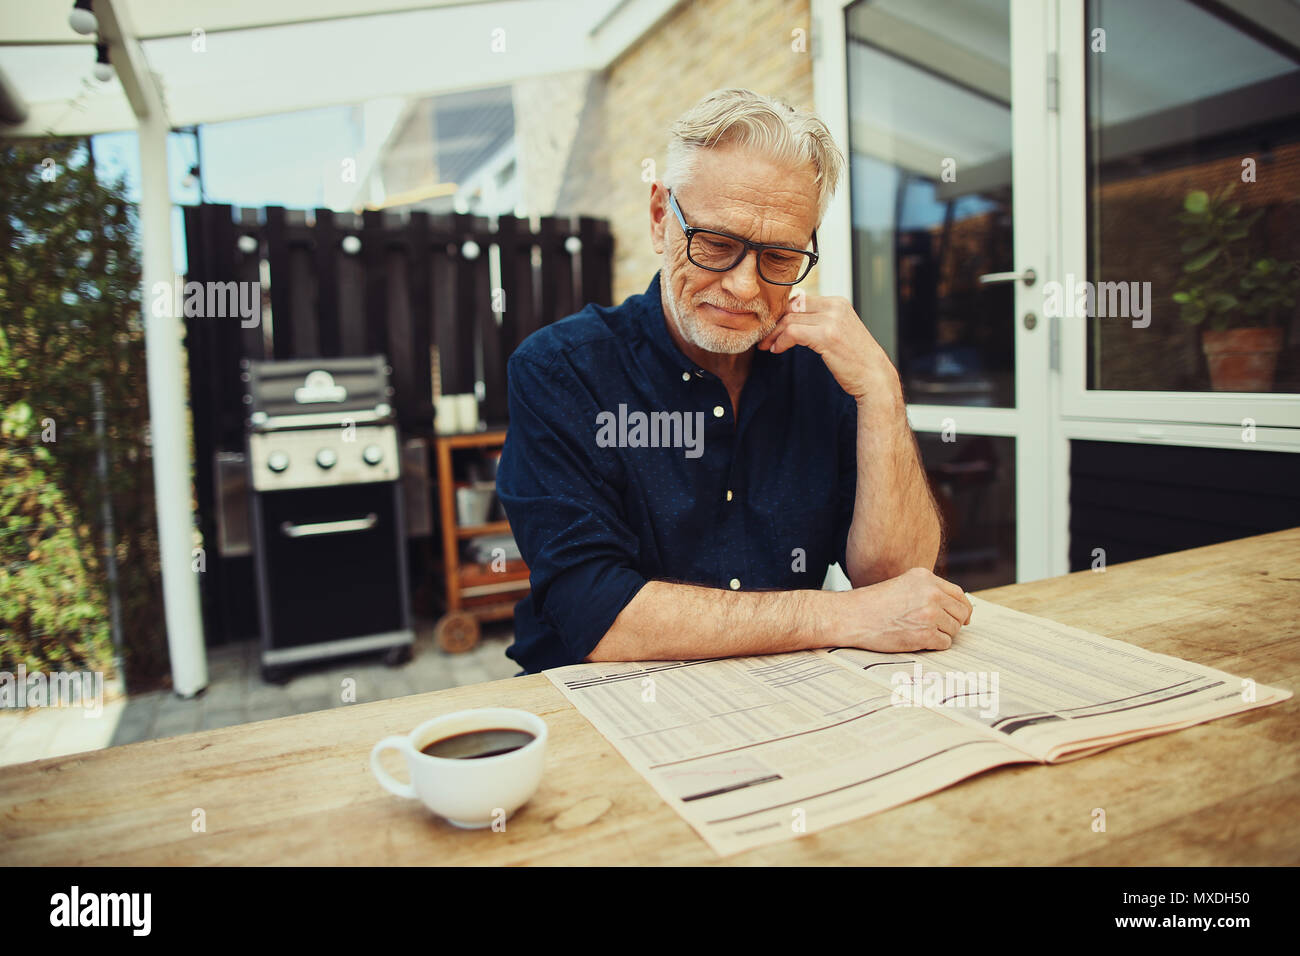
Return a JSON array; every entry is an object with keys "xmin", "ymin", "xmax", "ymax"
[
  {"xmin": 725, "ymin": 489, "xmax": 733, "ymax": 501},
  {"xmin": 682, "ymin": 371, "xmax": 691, "ymax": 382},
  {"xmin": 729, "ymin": 578, "xmax": 741, "ymax": 590},
  {"xmin": 713, "ymin": 405, "xmax": 725, "ymax": 418}
]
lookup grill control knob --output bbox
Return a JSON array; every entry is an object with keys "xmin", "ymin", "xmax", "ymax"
[
  {"xmin": 267, "ymin": 451, "xmax": 289, "ymax": 473},
  {"xmin": 362, "ymin": 444, "xmax": 383, "ymax": 466},
  {"xmin": 316, "ymin": 448, "xmax": 338, "ymax": 469}
]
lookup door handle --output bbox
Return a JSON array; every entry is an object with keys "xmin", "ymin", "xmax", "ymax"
[
  {"xmin": 280, "ymin": 513, "xmax": 378, "ymax": 538},
  {"xmin": 978, "ymin": 267, "xmax": 1036, "ymax": 287}
]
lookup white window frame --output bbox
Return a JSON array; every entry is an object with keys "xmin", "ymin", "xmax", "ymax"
[{"xmin": 1056, "ymin": 0, "xmax": 1300, "ymax": 446}]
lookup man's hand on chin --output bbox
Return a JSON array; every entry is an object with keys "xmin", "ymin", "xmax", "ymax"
[{"xmin": 756, "ymin": 291, "xmax": 904, "ymax": 414}]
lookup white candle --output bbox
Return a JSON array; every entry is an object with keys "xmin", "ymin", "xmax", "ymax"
[{"xmin": 455, "ymin": 393, "xmax": 479, "ymax": 433}]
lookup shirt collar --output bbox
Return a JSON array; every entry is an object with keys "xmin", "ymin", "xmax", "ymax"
[{"xmin": 641, "ymin": 270, "xmax": 698, "ymax": 377}]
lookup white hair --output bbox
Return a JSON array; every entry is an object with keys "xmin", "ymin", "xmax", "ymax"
[{"xmin": 662, "ymin": 88, "xmax": 845, "ymax": 229}]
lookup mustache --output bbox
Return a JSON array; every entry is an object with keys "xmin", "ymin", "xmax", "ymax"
[{"xmin": 698, "ymin": 299, "xmax": 766, "ymax": 317}]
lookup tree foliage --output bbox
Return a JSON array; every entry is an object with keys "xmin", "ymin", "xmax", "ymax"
[{"xmin": 1, "ymin": 137, "xmax": 167, "ymax": 686}]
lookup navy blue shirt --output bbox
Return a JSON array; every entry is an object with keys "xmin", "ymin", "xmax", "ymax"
[{"xmin": 496, "ymin": 270, "xmax": 857, "ymax": 674}]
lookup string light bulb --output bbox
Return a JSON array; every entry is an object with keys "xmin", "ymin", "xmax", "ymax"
[
  {"xmin": 93, "ymin": 43, "xmax": 114, "ymax": 82},
  {"xmin": 69, "ymin": 0, "xmax": 97, "ymax": 35}
]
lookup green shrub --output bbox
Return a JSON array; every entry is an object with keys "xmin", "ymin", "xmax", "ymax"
[
  {"xmin": 1, "ymin": 138, "xmax": 166, "ymax": 686},
  {"xmin": 0, "ymin": 401, "xmax": 111, "ymax": 671}
]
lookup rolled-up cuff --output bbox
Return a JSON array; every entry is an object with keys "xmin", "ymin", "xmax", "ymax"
[{"xmin": 541, "ymin": 559, "xmax": 649, "ymax": 664}]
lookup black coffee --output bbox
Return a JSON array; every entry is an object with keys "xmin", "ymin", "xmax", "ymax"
[{"xmin": 420, "ymin": 728, "xmax": 535, "ymax": 760}]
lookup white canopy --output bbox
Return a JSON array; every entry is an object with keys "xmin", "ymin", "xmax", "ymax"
[{"xmin": 0, "ymin": 0, "xmax": 675, "ymax": 135}]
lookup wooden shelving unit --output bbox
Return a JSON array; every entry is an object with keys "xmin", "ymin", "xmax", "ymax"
[{"xmin": 432, "ymin": 429, "xmax": 529, "ymax": 652}]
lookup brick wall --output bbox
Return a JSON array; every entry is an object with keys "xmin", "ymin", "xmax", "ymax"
[
  {"xmin": 513, "ymin": 70, "xmax": 594, "ymax": 217},
  {"xmin": 557, "ymin": 0, "xmax": 820, "ymax": 305}
]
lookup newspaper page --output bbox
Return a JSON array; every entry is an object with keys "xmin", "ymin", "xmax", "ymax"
[
  {"xmin": 544, "ymin": 654, "xmax": 1029, "ymax": 856},
  {"xmin": 822, "ymin": 595, "xmax": 1293, "ymax": 762}
]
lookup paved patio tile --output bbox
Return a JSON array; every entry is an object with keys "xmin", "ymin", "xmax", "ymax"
[
  {"xmin": 284, "ymin": 669, "xmax": 350, "ymax": 702},
  {"xmin": 44, "ymin": 701, "xmax": 125, "ymax": 759},
  {"xmin": 151, "ymin": 706, "xmax": 202, "ymax": 741},
  {"xmin": 1, "ymin": 711, "xmax": 62, "ymax": 766},
  {"xmin": 245, "ymin": 698, "xmax": 300, "ymax": 724},
  {"xmin": 286, "ymin": 693, "xmax": 336, "ymax": 717},
  {"xmin": 205, "ymin": 644, "xmax": 246, "ymax": 681},
  {"xmin": 122, "ymin": 690, "xmax": 167, "ymax": 716},
  {"xmin": 403, "ymin": 655, "xmax": 455, "ymax": 693},
  {"xmin": 108, "ymin": 693, "xmax": 161, "ymax": 746},
  {"xmin": 0, "ymin": 713, "xmax": 23, "ymax": 749},
  {"xmin": 109, "ymin": 719, "xmax": 157, "ymax": 747},
  {"xmin": 444, "ymin": 660, "xmax": 494, "ymax": 687},
  {"xmin": 347, "ymin": 666, "xmax": 414, "ymax": 702},
  {"xmin": 478, "ymin": 649, "xmax": 522, "ymax": 681},
  {"xmin": 245, "ymin": 681, "xmax": 291, "ymax": 710},
  {"xmin": 446, "ymin": 647, "xmax": 497, "ymax": 678},
  {"xmin": 200, "ymin": 678, "xmax": 248, "ymax": 710},
  {"xmin": 242, "ymin": 663, "xmax": 275, "ymax": 691},
  {"xmin": 155, "ymin": 690, "xmax": 203, "ymax": 716},
  {"xmin": 201, "ymin": 706, "xmax": 249, "ymax": 731}
]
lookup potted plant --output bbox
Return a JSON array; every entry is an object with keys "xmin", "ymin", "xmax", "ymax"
[{"xmin": 1172, "ymin": 185, "xmax": 1298, "ymax": 391}]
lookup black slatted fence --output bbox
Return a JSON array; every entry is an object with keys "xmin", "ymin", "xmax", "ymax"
[{"xmin": 182, "ymin": 203, "xmax": 614, "ymax": 643}]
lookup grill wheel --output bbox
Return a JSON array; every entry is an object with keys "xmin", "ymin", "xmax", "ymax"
[{"xmin": 435, "ymin": 611, "xmax": 481, "ymax": 654}]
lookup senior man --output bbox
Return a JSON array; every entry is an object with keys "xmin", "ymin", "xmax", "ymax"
[{"xmin": 496, "ymin": 88, "xmax": 972, "ymax": 674}]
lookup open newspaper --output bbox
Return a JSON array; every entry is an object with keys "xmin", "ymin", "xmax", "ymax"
[{"xmin": 543, "ymin": 595, "xmax": 1291, "ymax": 857}]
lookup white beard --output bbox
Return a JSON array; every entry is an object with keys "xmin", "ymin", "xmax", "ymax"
[{"xmin": 661, "ymin": 254, "xmax": 778, "ymax": 355}]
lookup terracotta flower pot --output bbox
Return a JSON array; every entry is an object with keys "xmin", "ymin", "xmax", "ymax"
[{"xmin": 1200, "ymin": 327, "xmax": 1285, "ymax": 392}]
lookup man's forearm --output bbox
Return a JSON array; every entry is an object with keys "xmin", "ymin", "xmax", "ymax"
[
  {"xmin": 845, "ymin": 389, "xmax": 942, "ymax": 587},
  {"xmin": 585, "ymin": 580, "xmax": 836, "ymax": 663}
]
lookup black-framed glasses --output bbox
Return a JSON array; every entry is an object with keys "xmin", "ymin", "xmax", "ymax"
[{"xmin": 667, "ymin": 189, "xmax": 819, "ymax": 286}]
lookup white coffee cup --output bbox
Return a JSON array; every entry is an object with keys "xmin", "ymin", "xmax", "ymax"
[{"xmin": 370, "ymin": 708, "xmax": 547, "ymax": 828}]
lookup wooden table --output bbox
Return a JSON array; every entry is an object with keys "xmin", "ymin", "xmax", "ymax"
[{"xmin": 3, "ymin": 529, "xmax": 1297, "ymax": 865}]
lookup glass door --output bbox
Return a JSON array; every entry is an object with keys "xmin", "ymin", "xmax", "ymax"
[{"xmin": 816, "ymin": 0, "xmax": 1061, "ymax": 586}]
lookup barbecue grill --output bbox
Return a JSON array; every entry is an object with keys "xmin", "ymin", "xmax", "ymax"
[{"xmin": 244, "ymin": 356, "xmax": 414, "ymax": 682}]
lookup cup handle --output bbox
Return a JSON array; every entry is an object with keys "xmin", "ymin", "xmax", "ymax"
[{"xmin": 371, "ymin": 736, "xmax": 417, "ymax": 799}]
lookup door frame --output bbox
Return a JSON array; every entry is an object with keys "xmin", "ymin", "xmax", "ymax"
[{"xmin": 812, "ymin": 0, "xmax": 1068, "ymax": 581}]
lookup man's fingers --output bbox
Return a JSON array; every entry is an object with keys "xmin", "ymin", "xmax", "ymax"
[
  {"xmin": 943, "ymin": 589, "xmax": 972, "ymax": 626},
  {"xmin": 935, "ymin": 611, "xmax": 961, "ymax": 639},
  {"xmin": 760, "ymin": 327, "xmax": 793, "ymax": 353},
  {"xmin": 763, "ymin": 323, "xmax": 811, "ymax": 354},
  {"xmin": 933, "ymin": 576, "xmax": 972, "ymax": 622},
  {"xmin": 764, "ymin": 319, "xmax": 829, "ymax": 354},
  {"xmin": 940, "ymin": 595, "xmax": 969, "ymax": 632},
  {"xmin": 756, "ymin": 318, "xmax": 785, "ymax": 350},
  {"xmin": 933, "ymin": 574, "xmax": 965, "ymax": 602},
  {"xmin": 758, "ymin": 315, "xmax": 798, "ymax": 350},
  {"xmin": 928, "ymin": 629, "xmax": 953, "ymax": 650}
]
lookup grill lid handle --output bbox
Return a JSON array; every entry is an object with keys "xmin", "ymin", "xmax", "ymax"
[{"xmin": 279, "ymin": 513, "xmax": 378, "ymax": 538}]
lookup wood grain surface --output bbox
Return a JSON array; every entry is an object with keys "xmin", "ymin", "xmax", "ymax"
[{"xmin": 2, "ymin": 528, "xmax": 1296, "ymax": 865}]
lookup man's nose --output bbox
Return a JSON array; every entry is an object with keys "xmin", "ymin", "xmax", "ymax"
[{"xmin": 720, "ymin": 250, "xmax": 763, "ymax": 304}]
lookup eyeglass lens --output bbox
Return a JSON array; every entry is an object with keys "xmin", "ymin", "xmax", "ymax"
[{"xmin": 688, "ymin": 233, "xmax": 812, "ymax": 284}]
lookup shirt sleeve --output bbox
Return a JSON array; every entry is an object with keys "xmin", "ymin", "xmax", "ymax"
[
  {"xmin": 495, "ymin": 352, "xmax": 649, "ymax": 665},
  {"xmin": 833, "ymin": 392, "xmax": 858, "ymax": 578}
]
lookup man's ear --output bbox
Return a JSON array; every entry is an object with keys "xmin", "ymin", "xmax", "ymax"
[{"xmin": 649, "ymin": 183, "xmax": 666, "ymax": 255}]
